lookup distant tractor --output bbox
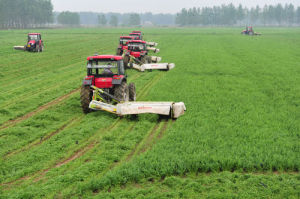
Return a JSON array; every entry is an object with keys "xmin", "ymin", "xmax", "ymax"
[
  {"xmin": 80, "ymin": 55, "xmax": 136, "ymax": 113},
  {"xmin": 14, "ymin": 33, "xmax": 44, "ymax": 52},
  {"xmin": 123, "ymin": 40, "xmax": 154, "ymax": 68},
  {"xmin": 129, "ymin": 32, "xmax": 143, "ymax": 40},
  {"xmin": 241, "ymin": 26, "xmax": 261, "ymax": 36},
  {"xmin": 116, "ymin": 36, "xmax": 134, "ymax": 55}
]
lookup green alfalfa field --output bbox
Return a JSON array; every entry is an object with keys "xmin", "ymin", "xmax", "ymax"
[{"xmin": 0, "ymin": 27, "xmax": 299, "ymax": 198}]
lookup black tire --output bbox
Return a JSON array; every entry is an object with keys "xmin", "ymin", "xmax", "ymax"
[
  {"xmin": 128, "ymin": 83, "xmax": 136, "ymax": 101},
  {"xmin": 146, "ymin": 56, "xmax": 152, "ymax": 63},
  {"xmin": 116, "ymin": 48, "xmax": 122, "ymax": 55},
  {"xmin": 141, "ymin": 56, "xmax": 148, "ymax": 64},
  {"xmin": 114, "ymin": 81, "xmax": 129, "ymax": 102},
  {"xmin": 40, "ymin": 44, "xmax": 44, "ymax": 52},
  {"xmin": 123, "ymin": 55, "xmax": 130, "ymax": 69},
  {"xmin": 80, "ymin": 85, "xmax": 92, "ymax": 113}
]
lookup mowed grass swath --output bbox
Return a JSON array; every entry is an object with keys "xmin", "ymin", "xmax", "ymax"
[{"xmin": 0, "ymin": 28, "xmax": 299, "ymax": 198}]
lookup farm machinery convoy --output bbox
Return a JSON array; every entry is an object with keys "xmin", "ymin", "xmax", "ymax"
[
  {"xmin": 80, "ymin": 55, "xmax": 186, "ymax": 119},
  {"xmin": 12, "ymin": 31, "xmax": 185, "ymax": 118},
  {"xmin": 14, "ymin": 33, "xmax": 44, "ymax": 52},
  {"xmin": 117, "ymin": 31, "xmax": 175, "ymax": 72}
]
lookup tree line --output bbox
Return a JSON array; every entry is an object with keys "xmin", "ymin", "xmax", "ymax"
[
  {"xmin": 0, "ymin": 0, "xmax": 53, "ymax": 29},
  {"xmin": 176, "ymin": 4, "xmax": 300, "ymax": 26},
  {"xmin": 55, "ymin": 12, "xmax": 174, "ymax": 26}
]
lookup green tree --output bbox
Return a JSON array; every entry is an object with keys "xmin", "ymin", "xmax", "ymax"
[
  {"xmin": 285, "ymin": 4, "xmax": 294, "ymax": 25},
  {"xmin": 109, "ymin": 15, "xmax": 118, "ymax": 26},
  {"xmin": 57, "ymin": 11, "xmax": 80, "ymax": 26},
  {"xmin": 236, "ymin": 4, "xmax": 245, "ymax": 22},
  {"xmin": 98, "ymin": 14, "xmax": 107, "ymax": 26},
  {"xmin": 128, "ymin": 13, "xmax": 141, "ymax": 26},
  {"xmin": 297, "ymin": 7, "xmax": 300, "ymax": 24},
  {"xmin": 275, "ymin": 4, "xmax": 284, "ymax": 25}
]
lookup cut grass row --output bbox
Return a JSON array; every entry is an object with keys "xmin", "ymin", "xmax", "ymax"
[
  {"xmin": 69, "ymin": 28, "xmax": 300, "ymax": 194},
  {"xmin": 0, "ymin": 28, "xmax": 299, "ymax": 198}
]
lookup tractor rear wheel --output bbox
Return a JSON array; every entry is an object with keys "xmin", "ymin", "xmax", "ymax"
[
  {"xmin": 80, "ymin": 85, "xmax": 92, "ymax": 113},
  {"xmin": 129, "ymin": 83, "xmax": 136, "ymax": 101},
  {"xmin": 114, "ymin": 81, "xmax": 129, "ymax": 102}
]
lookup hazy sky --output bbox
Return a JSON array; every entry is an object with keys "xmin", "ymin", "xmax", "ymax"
[{"xmin": 51, "ymin": 0, "xmax": 300, "ymax": 14}]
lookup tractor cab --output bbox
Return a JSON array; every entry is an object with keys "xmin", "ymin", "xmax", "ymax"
[
  {"xmin": 126, "ymin": 40, "xmax": 147, "ymax": 58},
  {"xmin": 84, "ymin": 55, "xmax": 126, "ymax": 89},
  {"xmin": 116, "ymin": 36, "xmax": 134, "ymax": 55},
  {"xmin": 132, "ymin": 31, "xmax": 142, "ymax": 34},
  {"xmin": 81, "ymin": 55, "xmax": 135, "ymax": 113},
  {"xmin": 129, "ymin": 33, "xmax": 142, "ymax": 40},
  {"xmin": 28, "ymin": 33, "xmax": 41, "ymax": 42},
  {"xmin": 26, "ymin": 33, "xmax": 43, "ymax": 52}
]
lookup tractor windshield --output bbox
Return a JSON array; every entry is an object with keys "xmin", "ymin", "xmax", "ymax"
[
  {"xmin": 129, "ymin": 34, "xmax": 141, "ymax": 39},
  {"xmin": 87, "ymin": 60, "xmax": 119, "ymax": 75},
  {"xmin": 120, "ymin": 38, "xmax": 131, "ymax": 45},
  {"xmin": 28, "ymin": 35, "xmax": 38, "ymax": 40},
  {"xmin": 128, "ymin": 43, "xmax": 146, "ymax": 51}
]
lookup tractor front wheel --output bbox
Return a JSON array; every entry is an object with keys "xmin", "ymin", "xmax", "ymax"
[
  {"xmin": 80, "ymin": 85, "xmax": 92, "ymax": 113},
  {"xmin": 123, "ymin": 55, "xmax": 130, "ymax": 69},
  {"xmin": 116, "ymin": 48, "xmax": 122, "ymax": 55},
  {"xmin": 114, "ymin": 81, "xmax": 129, "ymax": 102},
  {"xmin": 129, "ymin": 83, "xmax": 136, "ymax": 101}
]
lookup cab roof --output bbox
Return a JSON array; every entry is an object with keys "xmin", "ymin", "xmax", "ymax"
[
  {"xmin": 120, "ymin": 36, "xmax": 134, "ymax": 39},
  {"xmin": 129, "ymin": 33, "xmax": 141, "ymax": 35},
  {"xmin": 132, "ymin": 31, "xmax": 142, "ymax": 33},
  {"xmin": 128, "ymin": 40, "xmax": 146, "ymax": 44},
  {"xmin": 28, "ymin": 33, "xmax": 41, "ymax": 35},
  {"xmin": 87, "ymin": 55, "xmax": 123, "ymax": 61}
]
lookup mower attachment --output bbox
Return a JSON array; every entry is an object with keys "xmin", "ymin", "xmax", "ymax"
[
  {"xmin": 14, "ymin": 46, "xmax": 25, "ymax": 51},
  {"xmin": 89, "ymin": 100, "xmax": 186, "ymax": 119},
  {"xmin": 132, "ymin": 63, "xmax": 175, "ymax": 72},
  {"xmin": 147, "ymin": 47, "xmax": 160, "ymax": 53},
  {"xmin": 88, "ymin": 86, "xmax": 186, "ymax": 119},
  {"xmin": 146, "ymin": 41, "xmax": 158, "ymax": 47}
]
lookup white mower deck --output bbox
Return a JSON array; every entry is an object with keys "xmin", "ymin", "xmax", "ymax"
[
  {"xmin": 14, "ymin": 46, "xmax": 25, "ymax": 51},
  {"xmin": 89, "ymin": 100, "xmax": 186, "ymax": 119},
  {"xmin": 132, "ymin": 63, "xmax": 175, "ymax": 72}
]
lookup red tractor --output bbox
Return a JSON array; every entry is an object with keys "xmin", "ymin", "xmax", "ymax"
[
  {"xmin": 241, "ymin": 26, "xmax": 261, "ymax": 36},
  {"xmin": 116, "ymin": 36, "xmax": 134, "ymax": 55},
  {"xmin": 26, "ymin": 33, "xmax": 44, "ymax": 52},
  {"xmin": 123, "ymin": 40, "xmax": 153, "ymax": 68},
  {"xmin": 80, "ymin": 55, "xmax": 136, "ymax": 113}
]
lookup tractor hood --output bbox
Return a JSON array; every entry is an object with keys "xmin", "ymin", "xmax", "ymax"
[
  {"xmin": 130, "ymin": 51, "xmax": 146, "ymax": 58},
  {"xmin": 28, "ymin": 40, "xmax": 36, "ymax": 45}
]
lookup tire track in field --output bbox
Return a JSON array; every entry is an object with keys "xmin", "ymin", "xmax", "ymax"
[
  {"xmin": 0, "ymin": 119, "xmax": 122, "ymax": 188},
  {"xmin": 0, "ymin": 87, "xmax": 80, "ymax": 131},
  {"xmin": 3, "ymin": 116, "xmax": 83, "ymax": 159},
  {"xmin": 0, "ymin": 74, "xmax": 81, "ymax": 109},
  {"xmin": 77, "ymin": 120, "xmax": 170, "ymax": 195},
  {"xmin": 136, "ymin": 72, "xmax": 166, "ymax": 100},
  {"xmin": 1, "ymin": 70, "xmax": 166, "ymax": 188},
  {"xmin": 0, "ymin": 60, "xmax": 83, "ymax": 96},
  {"xmin": 33, "ymin": 119, "xmax": 126, "ymax": 183}
]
